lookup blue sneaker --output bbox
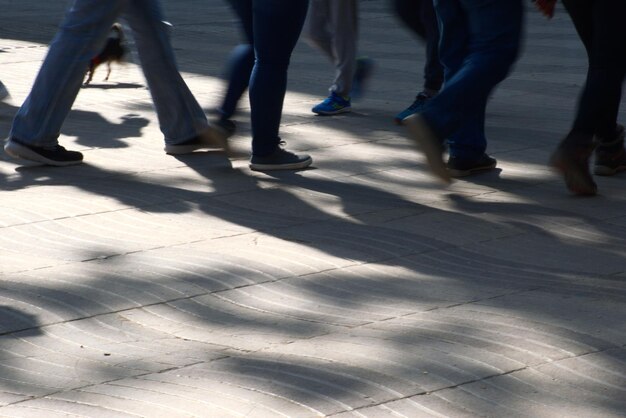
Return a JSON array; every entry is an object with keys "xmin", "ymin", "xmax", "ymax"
[
  {"xmin": 312, "ymin": 92, "xmax": 351, "ymax": 116},
  {"xmin": 394, "ymin": 92, "xmax": 432, "ymax": 125}
]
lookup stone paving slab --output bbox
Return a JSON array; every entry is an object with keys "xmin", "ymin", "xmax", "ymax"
[{"xmin": 0, "ymin": 1, "xmax": 625, "ymax": 417}]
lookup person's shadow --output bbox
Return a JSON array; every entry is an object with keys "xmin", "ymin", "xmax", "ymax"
[{"xmin": 0, "ymin": 99, "xmax": 149, "ymax": 151}]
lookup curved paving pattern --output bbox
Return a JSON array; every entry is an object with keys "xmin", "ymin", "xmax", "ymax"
[{"xmin": 1, "ymin": 2, "xmax": 625, "ymax": 417}]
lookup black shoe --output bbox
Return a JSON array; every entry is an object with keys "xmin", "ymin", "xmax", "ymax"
[
  {"xmin": 164, "ymin": 125, "xmax": 229, "ymax": 155},
  {"xmin": 4, "ymin": 138, "xmax": 83, "ymax": 166},
  {"xmin": 447, "ymin": 154, "xmax": 497, "ymax": 178},
  {"xmin": 549, "ymin": 143, "xmax": 597, "ymax": 196},
  {"xmin": 403, "ymin": 114, "xmax": 451, "ymax": 183},
  {"xmin": 594, "ymin": 125, "xmax": 626, "ymax": 176},
  {"xmin": 249, "ymin": 146, "xmax": 312, "ymax": 171}
]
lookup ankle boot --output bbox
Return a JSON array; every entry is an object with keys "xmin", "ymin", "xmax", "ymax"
[{"xmin": 550, "ymin": 139, "xmax": 597, "ymax": 196}]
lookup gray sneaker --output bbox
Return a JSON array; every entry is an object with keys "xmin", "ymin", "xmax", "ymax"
[
  {"xmin": 164, "ymin": 125, "xmax": 229, "ymax": 155},
  {"xmin": 249, "ymin": 147, "xmax": 312, "ymax": 171}
]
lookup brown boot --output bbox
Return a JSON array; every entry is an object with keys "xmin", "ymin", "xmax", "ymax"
[{"xmin": 549, "ymin": 141, "xmax": 597, "ymax": 196}]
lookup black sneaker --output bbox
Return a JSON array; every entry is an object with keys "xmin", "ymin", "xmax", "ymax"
[
  {"xmin": 549, "ymin": 143, "xmax": 597, "ymax": 196},
  {"xmin": 403, "ymin": 114, "xmax": 451, "ymax": 183},
  {"xmin": 447, "ymin": 154, "xmax": 497, "ymax": 178},
  {"xmin": 594, "ymin": 125, "xmax": 626, "ymax": 176},
  {"xmin": 249, "ymin": 146, "xmax": 312, "ymax": 171},
  {"xmin": 164, "ymin": 125, "xmax": 229, "ymax": 155},
  {"xmin": 4, "ymin": 138, "xmax": 83, "ymax": 166}
]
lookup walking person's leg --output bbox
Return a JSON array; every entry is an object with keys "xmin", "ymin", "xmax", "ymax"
[
  {"xmin": 307, "ymin": 0, "xmax": 334, "ymax": 68},
  {"xmin": 122, "ymin": 0, "xmax": 227, "ymax": 155},
  {"xmin": 325, "ymin": 0, "xmax": 358, "ymax": 98},
  {"xmin": 404, "ymin": 0, "xmax": 523, "ymax": 182},
  {"xmin": 6, "ymin": 0, "xmax": 125, "ymax": 166},
  {"xmin": 551, "ymin": 0, "xmax": 626, "ymax": 194},
  {"xmin": 216, "ymin": 0, "xmax": 254, "ymax": 124},
  {"xmin": 420, "ymin": 0, "xmax": 444, "ymax": 96},
  {"xmin": 248, "ymin": 0, "xmax": 312, "ymax": 171},
  {"xmin": 308, "ymin": 0, "xmax": 358, "ymax": 115},
  {"xmin": 393, "ymin": 0, "xmax": 444, "ymax": 123}
]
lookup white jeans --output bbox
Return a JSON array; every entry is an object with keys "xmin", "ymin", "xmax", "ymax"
[{"xmin": 10, "ymin": 0, "xmax": 208, "ymax": 147}]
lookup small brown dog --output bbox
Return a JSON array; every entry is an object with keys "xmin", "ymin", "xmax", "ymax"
[{"xmin": 84, "ymin": 23, "xmax": 127, "ymax": 85}]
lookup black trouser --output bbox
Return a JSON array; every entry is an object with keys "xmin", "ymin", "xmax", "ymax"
[
  {"xmin": 562, "ymin": 0, "xmax": 626, "ymax": 145},
  {"xmin": 391, "ymin": 0, "xmax": 443, "ymax": 92}
]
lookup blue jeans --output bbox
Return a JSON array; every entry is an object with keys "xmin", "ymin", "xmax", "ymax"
[
  {"xmin": 10, "ymin": 0, "xmax": 208, "ymax": 147},
  {"xmin": 219, "ymin": 0, "xmax": 255, "ymax": 121},
  {"xmin": 222, "ymin": 0, "xmax": 309, "ymax": 156},
  {"xmin": 422, "ymin": 0, "xmax": 523, "ymax": 160}
]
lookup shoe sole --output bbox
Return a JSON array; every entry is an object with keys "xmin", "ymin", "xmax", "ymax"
[
  {"xmin": 249, "ymin": 157, "xmax": 313, "ymax": 171},
  {"xmin": 594, "ymin": 164, "xmax": 626, "ymax": 176},
  {"xmin": 393, "ymin": 116, "xmax": 409, "ymax": 126},
  {"xmin": 164, "ymin": 125, "xmax": 230, "ymax": 155},
  {"xmin": 312, "ymin": 107, "xmax": 351, "ymax": 116},
  {"xmin": 394, "ymin": 111, "xmax": 420, "ymax": 126},
  {"xmin": 403, "ymin": 114, "xmax": 451, "ymax": 184},
  {"xmin": 448, "ymin": 162, "xmax": 497, "ymax": 178},
  {"xmin": 549, "ymin": 150, "xmax": 597, "ymax": 196},
  {"xmin": 4, "ymin": 141, "xmax": 83, "ymax": 166}
]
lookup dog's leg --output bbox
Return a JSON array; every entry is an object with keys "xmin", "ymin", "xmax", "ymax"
[
  {"xmin": 84, "ymin": 64, "xmax": 94, "ymax": 85},
  {"xmin": 104, "ymin": 63, "xmax": 112, "ymax": 81}
]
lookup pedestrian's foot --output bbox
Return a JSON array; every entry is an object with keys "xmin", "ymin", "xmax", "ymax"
[
  {"xmin": 595, "ymin": 147, "xmax": 626, "ymax": 176},
  {"xmin": 549, "ymin": 144, "xmax": 597, "ymax": 196},
  {"xmin": 403, "ymin": 114, "xmax": 451, "ymax": 184},
  {"xmin": 249, "ymin": 145, "xmax": 312, "ymax": 171},
  {"xmin": 447, "ymin": 154, "xmax": 497, "ymax": 178},
  {"xmin": 4, "ymin": 138, "xmax": 83, "ymax": 166},
  {"xmin": 594, "ymin": 124, "xmax": 626, "ymax": 176},
  {"xmin": 393, "ymin": 92, "xmax": 433, "ymax": 125},
  {"xmin": 312, "ymin": 92, "xmax": 351, "ymax": 116},
  {"xmin": 164, "ymin": 125, "xmax": 229, "ymax": 155}
]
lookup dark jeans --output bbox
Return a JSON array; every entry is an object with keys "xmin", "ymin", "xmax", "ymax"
[
  {"xmin": 561, "ymin": 0, "xmax": 626, "ymax": 146},
  {"xmin": 221, "ymin": 0, "xmax": 309, "ymax": 156},
  {"xmin": 421, "ymin": 0, "xmax": 523, "ymax": 160},
  {"xmin": 391, "ymin": 0, "xmax": 443, "ymax": 92}
]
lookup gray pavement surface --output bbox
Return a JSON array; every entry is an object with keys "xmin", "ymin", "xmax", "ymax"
[{"xmin": 1, "ymin": 1, "xmax": 625, "ymax": 417}]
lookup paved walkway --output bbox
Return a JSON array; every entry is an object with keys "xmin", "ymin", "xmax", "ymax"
[{"xmin": 1, "ymin": 1, "xmax": 625, "ymax": 417}]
